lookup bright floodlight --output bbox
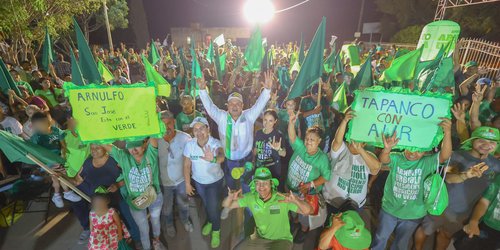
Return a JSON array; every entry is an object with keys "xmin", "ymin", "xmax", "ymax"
[{"xmin": 244, "ymin": 0, "xmax": 275, "ymax": 24}]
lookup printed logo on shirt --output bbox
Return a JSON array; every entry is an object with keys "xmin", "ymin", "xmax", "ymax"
[
  {"xmin": 288, "ymin": 157, "xmax": 312, "ymax": 189},
  {"xmin": 128, "ymin": 167, "xmax": 151, "ymax": 193},
  {"xmin": 392, "ymin": 167, "xmax": 422, "ymax": 201},
  {"xmin": 337, "ymin": 165, "xmax": 367, "ymax": 194}
]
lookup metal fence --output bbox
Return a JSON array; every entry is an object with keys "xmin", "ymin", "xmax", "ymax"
[{"xmin": 457, "ymin": 38, "xmax": 500, "ymax": 80}]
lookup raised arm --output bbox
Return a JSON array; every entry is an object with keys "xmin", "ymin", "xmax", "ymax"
[
  {"xmin": 352, "ymin": 142, "xmax": 381, "ymax": 175},
  {"xmin": 278, "ymin": 191, "xmax": 313, "ymax": 215},
  {"xmin": 470, "ymin": 85, "xmax": 487, "ymax": 130},
  {"xmin": 331, "ymin": 111, "xmax": 354, "ymax": 152},
  {"xmin": 197, "ymin": 76, "xmax": 226, "ymax": 122},
  {"xmin": 222, "ymin": 188, "xmax": 242, "ymax": 209},
  {"xmin": 445, "ymin": 162, "xmax": 489, "ymax": 184},
  {"xmin": 288, "ymin": 110, "xmax": 299, "ymax": 145},
  {"xmin": 245, "ymin": 71, "xmax": 273, "ymax": 122},
  {"xmin": 438, "ymin": 117, "xmax": 452, "ymax": 163},
  {"xmin": 380, "ymin": 131, "xmax": 399, "ymax": 166},
  {"xmin": 451, "ymin": 103, "xmax": 470, "ymax": 142}
]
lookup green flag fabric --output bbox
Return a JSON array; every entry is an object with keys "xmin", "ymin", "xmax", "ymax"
[
  {"xmin": 148, "ymin": 40, "xmax": 161, "ymax": 65},
  {"xmin": 41, "ymin": 27, "xmax": 54, "ymax": 72},
  {"xmin": 323, "ymin": 49, "xmax": 335, "ymax": 73},
  {"xmin": 0, "ymin": 58, "xmax": 21, "ymax": 96},
  {"xmin": 334, "ymin": 51, "xmax": 344, "ymax": 74},
  {"xmin": 190, "ymin": 42, "xmax": 202, "ymax": 97},
  {"xmin": 289, "ymin": 51, "xmax": 298, "ymax": 68},
  {"xmin": 243, "ymin": 26, "xmax": 265, "ymax": 72},
  {"xmin": 332, "ymin": 82, "xmax": 348, "ymax": 113},
  {"xmin": 206, "ymin": 42, "xmax": 215, "ymax": 64},
  {"xmin": 73, "ymin": 19, "xmax": 101, "ymax": 84},
  {"xmin": 97, "ymin": 59, "xmax": 114, "ymax": 83},
  {"xmin": 286, "ymin": 17, "xmax": 326, "ymax": 100},
  {"xmin": 278, "ymin": 67, "xmax": 292, "ymax": 91},
  {"xmin": 214, "ymin": 45, "xmax": 223, "ymax": 81},
  {"xmin": 70, "ymin": 49, "xmax": 85, "ymax": 86},
  {"xmin": 380, "ymin": 47, "xmax": 422, "ymax": 83},
  {"xmin": 0, "ymin": 130, "xmax": 64, "ymax": 166},
  {"xmin": 219, "ymin": 53, "xmax": 227, "ymax": 75},
  {"xmin": 142, "ymin": 55, "xmax": 171, "ymax": 97},
  {"xmin": 415, "ymin": 43, "xmax": 449, "ymax": 92},
  {"xmin": 349, "ymin": 53, "xmax": 373, "ymax": 93},
  {"xmin": 298, "ymin": 33, "xmax": 305, "ymax": 65}
]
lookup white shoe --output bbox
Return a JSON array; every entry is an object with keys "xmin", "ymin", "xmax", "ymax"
[
  {"xmin": 221, "ymin": 207, "xmax": 231, "ymax": 220},
  {"xmin": 152, "ymin": 239, "xmax": 167, "ymax": 250},
  {"xmin": 183, "ymin": 221, "xmax": 193, "ymax": 233},
  {"xmin": 63, "ymin": 191, "xmax": 82, "ymax": 202},
  {"xmin": 77, "ymin": 230, "xmax": 90, "ymax": 245},
  {"xmin": 52, "ymin": 193, "xmax": 64, "ymax": 208}
]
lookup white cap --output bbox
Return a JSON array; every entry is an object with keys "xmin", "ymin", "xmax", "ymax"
[
  {"xmin": 190, "ymin": 117, "xmax": 209, "ymax": 128},
  {"xmin": 227, "ymin": 92, "xmax": 243, "ymax": 103}
]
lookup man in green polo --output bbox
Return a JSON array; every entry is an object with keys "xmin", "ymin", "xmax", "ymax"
[{"xmin": 222, "ymin": 167, "xmax": 313, "ymax": 250}]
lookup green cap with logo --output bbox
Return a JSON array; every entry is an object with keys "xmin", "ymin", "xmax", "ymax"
[
  {"xmin": 250, "ymin": 167, "xmax": 279, "ymax": 191},
  {"xmin": 461, "ymin": 126, "xmax": 499, "ymax": 151},
  {"xmin": 464, "ymin": 60, "xmax": 478, "ymax": 68},
  {"xmin": 125, "ymin": 139, "xmax": 146, "ymax": 149},
  {"xmin": 335, "ymin": 210, "xmax": 372, "ymax": 250}
]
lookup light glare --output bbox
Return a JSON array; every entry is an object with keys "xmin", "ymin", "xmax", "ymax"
[{"xmin": 244, "ymin": 0, "xmax": 275, "ymax": 24}]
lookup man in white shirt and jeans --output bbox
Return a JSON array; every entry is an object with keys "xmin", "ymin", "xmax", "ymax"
[
  {"xmin": 197, "ymin": 71, "xmax": 273, "ymax": 193},
  {"xmin": 158, "ymin": 110, "xmax": 193, "ymax": 237}
]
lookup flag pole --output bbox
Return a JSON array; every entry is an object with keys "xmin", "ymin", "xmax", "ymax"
[
  {"xmin": 317, "ymin": 78, "xmax": 322, "ymax": 106},
  {"xmin": 26, "ymin": 154, "xmax": 91, "ymax": 202}
]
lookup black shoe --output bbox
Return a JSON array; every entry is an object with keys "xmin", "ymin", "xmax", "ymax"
[{"xmin": 293, "ymin": 229, "xmax": 308, "ymax": 244}]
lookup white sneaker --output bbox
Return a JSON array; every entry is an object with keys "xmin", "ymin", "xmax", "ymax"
[
  {"xmin": 52, "ymin": 193, "xmax": 64, "ymax": 208},
  {"xmin": 221, "ymin": 207, "xmax": 231, "ymax": 220},
  {"xmin": 183, "ymin": 221, "xmax": 193, "ymax": 233},
  {"xmin": 63, "ymin": 191, "xmax": 82, "ymax": 202},
  {"xmin": 152, "ymin": 239, "xmax": 167, "ymax": 250},
  {"xmin": 77, "ymin": 230, "xmax": 90, "ymax": 245}
]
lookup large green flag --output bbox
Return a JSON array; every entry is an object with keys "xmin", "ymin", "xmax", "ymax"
[
  {"xmin": 206, "ymin": 42, "xmax": 215, "ymax": 64},
  {"xmin": 97, "ymin": 59, "xmax": 114, "ymax": 83},
  {"xmin": 380, "ymin": 47, "xmax": 422, "ymax": 83},
  {"xmin": 415, "ymin": 43, "xmax": 449, "ymax": 92},
  {"xmin": 298, "ymin": 33, "xmax": 305, "ymax": 65},
  {"xmin": 219, "ymin": 53, "xmax": 227, "ymax": 75},
  {"xmin": 243, "ymin": 26, "xmax": 264, "ymax": 72},
  {"xmin": 349, "ymin": 53, "xmax": 373, "ymax": 93},
  {"xmin": 0, "ymin": 130, "xmax": 64, "ymax": 166},
  {"xmin": 323, "ymin": 48, "xmax": 335, "ymax": 73},
  {"xmin": 0, "ymin": 58, "xmax": 21, "ymax": 96},
  {"xmin": 41, "ymin": 27, "xmax": 54, "ymax": 72},
  {"xmin": 334, "ymin": 51, "xmax": 344, "ymax": 75},
  {"xmin": 278, "ymin": 67, "xmax": 291, "ymax": 91},
  {"xmin": 73, "ymin": 19, "xmax": 101, "ymax": 84},
  {"xmin": 142, "ymin": 55, "xmax": 171, "ymax": 97},
  {"xmin": 190, "ymin": 42, "xmax": 202, "ymax": 97},
  {"xmin": 286, "ymin": 17, "xmax": 326, "ymax": 100},
  {"xmin": 148, "ymin": 40, "xmax": 161, "ymax": 65},
  {"xmin": 289, "ymin": 51, "xmax": 298, "ymax": 68},
  {"xmin": 332, "ymin": 82, "xmax": 348, "ymax": 113},
  {"xmin": 70, "ymin": 49, "xmax": 85, "ymax": 86}
]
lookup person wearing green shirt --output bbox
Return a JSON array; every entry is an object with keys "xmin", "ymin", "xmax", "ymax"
[
  {"xmin": 102, "ymin": 138, "xmax": 166, "ymax": 250},
  {"xmin": 222, "ymin": 167, "xmax": 313, "ymax": 250},
  {"xmin": 34, "ymin": 78, "xmax": 63, "ymax": 108},
  {"xmin": 175, "ymin": 95, "xmax": 203, "ymax": 134},
  {"xmin": 372, "ymin": 118, "xmax": 452, "ymax": 250},
  {"xmin": 11, "ymin": 70, "xmax": 34, "ymax": 95},
  {"xmin": 459, "ymin": 174, "xmax": 500, "ymax": 249},
  {"xmin": 63, "ymin": 117, "xmax": 90, "ymax": 178},
  {"xmin": 286, "ymin": 110, "xmax": 331, "ymax": 243}
]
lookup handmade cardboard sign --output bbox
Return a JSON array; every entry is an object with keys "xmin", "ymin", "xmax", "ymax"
[
  {"xmin": 346, "ymin": 87, "xmax": 452, "ymax": 151},
  {"xmin": 417, "ymin": 20, "xmax": 460, "ymax": 61},
  {"xmin": 64, "ymin": 82, "xmax": 164, "ymax": 143}
]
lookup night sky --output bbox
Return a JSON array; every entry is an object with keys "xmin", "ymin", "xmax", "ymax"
[{"xmin": 106, "ymin": 0, "xmax": 381, "ymax": 46}]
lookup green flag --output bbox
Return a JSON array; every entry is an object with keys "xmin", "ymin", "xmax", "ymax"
[
  {"xmin": 142, "ymin": 55, "xmax": 171, "ymax": 97},
  {"xmin": 97, "ymin": 59, "xmax": 114, "ymax": 83},
  {"xmin": 219, "ymin": 53, "xmax": 227, "ymax": 74},
  {"xmin": 243, "ymin": 26, "xmax": 264, "ymax": 72},
  {"xmin": 73, "ymin": 19, "xmax": 101, "ymax": 84},
  {"xmin": 0, "ymin": 130, "xmax": 64, "ymax": 166},
  {"xmin": 214, "ymin": 45, "xmax": 222, "ymax": 81},
  {"xmin": 415, "ymin": 43, "xmax": 449, "ymax": 92},
  {"xmin": 70, "ymin": 49, "xmax": 85, "ymax": 86},
  {"xmin": 148, "ymin": 40, "xmax": 161, "ymax": 65},
  {"xmin": 190, "ymin": 42, "xmax": 202, "ymax": 97},
  {"xmin": 380, "ymin": 47, "xmax": 422, "ymax": 83},
  {"xmin": 323, "ymin": 49, "xmax": 335, "ymax": 73},
  {"xmin": 206, "ymin": 42, "xmax": 215, "ymax": 64},
  {"xmin": 332, "ymin": 82, "xmax": 348, "ymax": 113},
  {"xmin": 298, "ymin": 33, "xmax": 305, "ymax": 65},
  {"xmin": 349, "ymin": 53, "xmax": 373, "ymax": 93},
  {"xmin": 278, "ymin": 67, "xmax": 291, "ymax": 91},
  {"xmin": 41, "ymin": 27, "xmax": 54, "ymax": 72},
  {"xmin": 289, "ymin": 51, "xmax": 298, "ymax": 68},
  {"xmin": 0, "ymin": 58, "xmax": 21, "ymax": 96},
  {"xmin": 286, "ymin": 17, "xmax": 326, "ymax": 100},
  {"xmin": 334, "ymin": 51, "xmax": 344, "ymax": 75}
]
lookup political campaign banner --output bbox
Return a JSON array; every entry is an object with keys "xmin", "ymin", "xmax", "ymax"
[
  {"xmin": 345, "ymin": 86, "xmax": 452, "ymax": 151},
  {"xmin": 417, "ymin": 20, "xmax": 460, "ymax": 62},
  {"xmin": 64, "ymin": 82, "xmax": 165, "ymax": 143}
]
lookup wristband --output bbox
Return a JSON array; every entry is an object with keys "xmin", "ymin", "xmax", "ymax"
[{"xmin": 211, "ymin": 158, "xmax": 217, "ymax": 163}]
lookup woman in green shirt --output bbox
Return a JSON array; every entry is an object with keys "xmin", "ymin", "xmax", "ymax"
[
  {"xmin": 34, "ymin": 78, "xmax": 63, "ymax": 108},
  {"xmin": 286, "ymin": 110, "xmax": 331, "ymax": 243}
]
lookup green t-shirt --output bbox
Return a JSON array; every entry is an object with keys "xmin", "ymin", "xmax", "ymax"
[
  {"xmin": 64, "ymin": 131, "xmax": 90, "ymax": 177},
  {"xmin": 286, "ymin": 138, "xmax": 331, "ymax": 193},
  {"xmin": 16, "ymin": 81, "xmax": 34, "ymax": 95},
  {"xmin": 175, "ymin": 110, "xmax": 203, "ymax": 133},
  {"xmin": 111, "ymin": 144, "xmax": 160, "ymax": 207},
  {"xmin": 34, "ymin": 88, "xmax": 63, "ymax": 107},
  {"xmin": 238, "ymin": 192, "xmax": 298, "ymax": 241},
  {"xmin": 382, "ymin": 152, "xmax": 439, "ymax": 219},
  {"xmin": 30, "ymin": 126, "xmax": 66, "ymax": 155},
  {"xmin": 482, "ymin": 174, "xmax": 500, "ymax": 231}
]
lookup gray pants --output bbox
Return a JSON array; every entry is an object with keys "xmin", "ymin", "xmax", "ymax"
[
  {"xmin": 234, "ymin": 237, "xmax": 293, "ymax": 250},
  {"xmin": 130, "ymin": 194, "xmax": 163, "ymax": 250},
  {"xmin": 162, "ymin": 182, "xmax": 189, "ymax": 226}
]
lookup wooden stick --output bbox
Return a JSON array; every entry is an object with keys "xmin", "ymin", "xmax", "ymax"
[{"xmin": 26, "ymin": 154, "xmax": 90, "ymax": 202}]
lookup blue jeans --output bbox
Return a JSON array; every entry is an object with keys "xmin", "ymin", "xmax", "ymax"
[
  {"xmin": 118, "ymin": 196, "xmax": 140, "ymax": 243},
  {"xmin": 162, "ymin": 182, "xmax": 189, "ymax": 226},
  {"xmin": 372, "ymin": 209, "xmax": 422, "ymax": 250},
  {"xmin": 129, "ymin": 194, "xmax": 163, "ymax": 250},
  {"xmin": 194, "ymin": 178, "xmax": 223, "ymax": 231}
]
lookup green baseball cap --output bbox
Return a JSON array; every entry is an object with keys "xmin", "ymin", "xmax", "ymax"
[
  {"xmin": 461, "ymin": 126, "xmax": 499, "ymax": 151},
  {"xmin": 335, "ymin": 210, "xmax": 372, "ymax": 250},
  {"xmin": 254, "ymin": 167, "xmax": 272, "ymax": 181},
  {"xmin": 464, "ymin": 61, "xmax": 478, "ymax": 68},
  {"xmin": 125, "ymin": 139, "xmax": 145, "ymax": 149}
]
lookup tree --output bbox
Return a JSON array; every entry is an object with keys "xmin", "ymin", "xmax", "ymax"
[
  {"xmin": 390, "ymin": 25, "xmax": 425, "ymax": 44},
  {"xmin": 78, "ymin": 0, "xmax": 129, "ymax": 40}
]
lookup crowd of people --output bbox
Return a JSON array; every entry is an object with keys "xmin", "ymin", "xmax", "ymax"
[{"xmin": 0, "ymin": 35, "xmax": 499, "ymax": 250}]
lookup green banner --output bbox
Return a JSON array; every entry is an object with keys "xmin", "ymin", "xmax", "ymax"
[
  {"xmin": 64, "ymin": 82, "xmax": 165, "ymax": 143},
  {"xmin": 416, "ymin": 20, "xmax": 460, "ymax": 62},
  {"xmin": 341, "ymin": 44, "xmax": 361, "ymax": 66},
  {"xmin": 346, "ymin": 87, "xmax": 452, "ymax": 151}
]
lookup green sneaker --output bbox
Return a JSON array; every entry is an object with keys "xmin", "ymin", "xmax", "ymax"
[
  {"xmin": 202, "ymin": 222, "xmax": 212, "ymax": 236},
  {"xmin": 211, "ymin": 230, "xmax": 220, "ymax": 248}
]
